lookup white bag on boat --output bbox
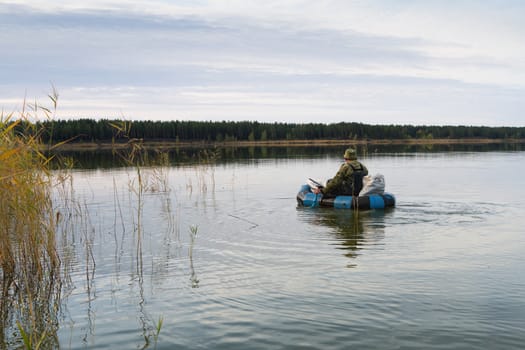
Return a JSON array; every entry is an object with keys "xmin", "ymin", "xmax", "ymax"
[{"xmin": 359, "ymin": 173, "xmax": 385, "ymax": 196}]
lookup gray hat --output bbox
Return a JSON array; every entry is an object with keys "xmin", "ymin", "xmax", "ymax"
[{"xmin": 343, "ymin": 148, "xmax": 357, "ymax": 160}]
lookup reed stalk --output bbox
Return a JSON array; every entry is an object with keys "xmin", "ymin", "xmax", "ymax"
[
  {"xmin": 0, "ymin": 96, "xmax": 62, "ymax": 349},
  {"xmin": 0, "ymin": 97, "xmax": 172, "ymax": 348}
]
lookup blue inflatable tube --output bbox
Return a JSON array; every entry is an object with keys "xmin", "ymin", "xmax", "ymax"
[{"xmin": 296, "ymin": 184, "xmax": 396, "ymax": 210}]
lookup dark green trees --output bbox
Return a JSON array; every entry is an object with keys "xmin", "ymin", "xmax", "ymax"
[{"xmin": 34, "ymin": 119, "xmax": 525, "ymax": 143}]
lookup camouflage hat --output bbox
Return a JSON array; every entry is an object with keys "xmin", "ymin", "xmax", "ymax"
[{"xmin": 343, "ymin": 148, "xmax": 357, "ymax": 160}]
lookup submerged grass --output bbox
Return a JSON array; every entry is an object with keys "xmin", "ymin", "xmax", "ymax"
[{"xmin": 0, "ymin": 96, "xmax": 62, "ymax": 349}]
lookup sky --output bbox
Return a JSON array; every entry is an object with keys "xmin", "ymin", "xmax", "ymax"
[{"xmin": 1, "ymin": 0, "xmax": 525, "ymax": 126}]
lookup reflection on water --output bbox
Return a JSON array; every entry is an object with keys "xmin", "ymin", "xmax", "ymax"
[
  {"xmin": 20, "ymin": 147, "xmax": 525, "ymax": 349},
  {"xmin": 297, "ymin": 208, "xmax": 391, "ymax": 266},
  {"xmin": 52, "ymin": 164, "xmax": 178, "ymax": 349},
  {"xmin": 51, "ymin": 142, "xmax": 525, "ymax": 169}
]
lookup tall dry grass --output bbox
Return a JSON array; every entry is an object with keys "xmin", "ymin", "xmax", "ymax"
[
  {"xmin": 0, "ymin": 97, "xmax": 62, "ymax": 349},
  {"xmin": 0, "ymin": 96, "xmax": 177, "ymax": 348}
]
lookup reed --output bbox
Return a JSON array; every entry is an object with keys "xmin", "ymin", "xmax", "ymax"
[
  {"xmin": 108, "ymin": 121, "xmax": 172, "ymax": 349},
  {"xmin": 109, "ymin": 121, "xmax": 172, "ymax": 276},
  {"xmin": 185, "ymin": 148, "xmax": 219, "ymax": 195},
  {"xmin": 0, "ymin": 96, "xmax": 62, "ymax": 348},
  {"xmin": 188, "ymin": 225, "xmax": 199, "ymax": 288},
  {"xmin": 1, "ymin": 96, "xmax": 174, "ymax": 348}
]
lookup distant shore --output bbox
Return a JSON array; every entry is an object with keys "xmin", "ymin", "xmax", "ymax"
[{"xmin": 51, "ymin": 138, "xmax": 525, "ymax": 151}]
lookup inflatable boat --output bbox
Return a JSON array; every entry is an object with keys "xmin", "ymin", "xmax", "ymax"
[{"xmin": 296, "ymin": 184, "xmax": 396, "ymax": 210}]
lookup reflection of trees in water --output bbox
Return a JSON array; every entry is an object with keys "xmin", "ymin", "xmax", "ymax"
[
  {"xmin": 300, "ymin": 208, "xmax": 390, "ymax": 266},
  {"xmin": 51, "ymin": 142, "xmax": 525, "ymax": 170}
]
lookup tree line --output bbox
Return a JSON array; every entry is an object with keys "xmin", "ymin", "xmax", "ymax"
[{"xmin": 24, "ymin": 119, "xmax": 525, "ymax": 143}]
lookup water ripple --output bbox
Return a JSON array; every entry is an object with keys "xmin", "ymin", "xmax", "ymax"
[{"xmin": 394, "ymin": 200, "xmax": 503, "ymax": 226}]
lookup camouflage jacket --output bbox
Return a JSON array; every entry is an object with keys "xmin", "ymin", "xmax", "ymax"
[{"xmin": 322, "ymin": 160, "xmax": 368, "ymax": 197}]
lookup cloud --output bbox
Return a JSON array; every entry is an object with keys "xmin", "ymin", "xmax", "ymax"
[
  {"xmin": 1, "ymin": 1, "xmax": 524, "ymax": 126},
  {"xmin": 0, "ymin": 4, "xmax": 451, "ymax": 87}
]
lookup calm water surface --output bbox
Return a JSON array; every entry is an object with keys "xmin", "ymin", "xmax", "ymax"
[{"xmin": 55, "ymin": 148, "xmax": 525, "ymax": 349}]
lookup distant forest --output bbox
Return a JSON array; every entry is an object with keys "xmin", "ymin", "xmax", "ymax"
[{"xmin": 31, "ymin": 119, "xmax": 525, "ymax": 143}]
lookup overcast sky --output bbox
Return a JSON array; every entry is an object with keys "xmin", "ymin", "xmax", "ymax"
[{"xmin": 1, "ymin": 0, "xmax": 524, "ymax": 126}]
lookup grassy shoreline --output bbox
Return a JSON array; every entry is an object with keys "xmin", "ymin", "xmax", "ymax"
[{"xmin": 52, "ymin": 137, "xmax": 525, "ymax": 151}]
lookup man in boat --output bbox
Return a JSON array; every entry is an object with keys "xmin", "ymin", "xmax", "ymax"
[{"xmin": 313, "ymin": 148, "xmax": 368, "ymax": 197}]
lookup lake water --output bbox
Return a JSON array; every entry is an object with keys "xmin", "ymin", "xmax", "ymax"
[{"xmin": 53, "ymin": 146, "xmax": 525, "ymax": 349}]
